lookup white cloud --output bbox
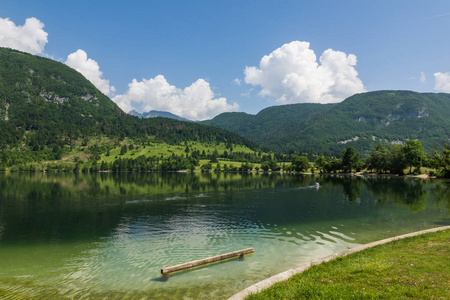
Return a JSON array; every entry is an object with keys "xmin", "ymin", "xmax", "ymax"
[
  {"xmin": 420, "ymin": 72, "xmax": 426, "ymax": 83},
  {"xmin": 65, "ymin": 49, "xmax": 115, "ymax": 96},
  {"xmin": 0, "ymin": 17, "xmax": 48, "ymax": 54},
  {"xmin": 232, "ymin": 78, "xmax": 241, "ymax": 85},
  {"xmin": 112, "ymin": 75, "xmax": 239, "ymax": 121},
  {"xmin": 244, "ymin": 41, "xmax": 366, "ymax": 104},
  {"xmin": 434, "ymin": 72, "xmax": 450, "ymax": 92},
  {"xmin": 241, "ymin": 88, "xmax": 254, "ymax": 98}
]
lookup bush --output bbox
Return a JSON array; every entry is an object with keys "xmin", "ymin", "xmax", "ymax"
[{"xmin": 9, "ymin": 165, "xmax": 20, "ymax": 172}]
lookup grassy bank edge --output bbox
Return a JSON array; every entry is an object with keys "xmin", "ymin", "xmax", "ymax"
[{"xmin": 229, "ymin": 226, "xmax": 450, "ymax": 300}]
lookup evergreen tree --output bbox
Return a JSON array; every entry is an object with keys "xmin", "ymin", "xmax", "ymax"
[
  {"xmin": 120, "ymin": 145, "xmax": 128, "ymax": 155},
  {"xmin": 341, "ymin": 147, "xmax": 360, "ymax": 173}
]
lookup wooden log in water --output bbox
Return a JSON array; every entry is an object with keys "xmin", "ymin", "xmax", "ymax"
[{"xmin": 161, "ymin": 247, "xmax": 255, "ymax": 275}]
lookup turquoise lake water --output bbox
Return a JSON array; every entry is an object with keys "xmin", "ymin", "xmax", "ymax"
[{"xmin": 0, "ymin": 173, "xmax": 448, "ymax": 299}]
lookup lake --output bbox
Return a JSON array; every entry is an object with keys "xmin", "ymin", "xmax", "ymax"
[{"xmin": 0, "ymin": 172, "xmax": 448, "ymax": 299}]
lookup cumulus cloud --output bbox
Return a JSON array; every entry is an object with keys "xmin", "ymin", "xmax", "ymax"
[
  {"xmin": 244, "ymin": 41, "xmax": 366, "ymax": 104},
  {"xmin": 65, "ymin": 49, "xmax": 115, "ymax": 96},
  {"xmin": 0, "ymin": 17, "xmax": 48, "ymax": 54},
  {"xmin": 434, "ymin": 72, "xmax": 450, "ymax": 92},
  {"xmin": 232, "ymin": 78, "xmax": 241, "ymax": 85},
  {"xmin": 112, "ymin": 75, "xmax": 239, "ymax": 121}
]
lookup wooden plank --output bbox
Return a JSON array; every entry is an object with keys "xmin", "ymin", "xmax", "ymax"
[{"xmin": 161, "ymin": 247, "xmax": 255, "ymax": 275}]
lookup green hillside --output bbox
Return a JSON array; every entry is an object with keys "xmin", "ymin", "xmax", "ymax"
[
  {"xmin": 202, "ymin": 103, "xmax": 334, "ymax": 150},
  {"xmin": 0, "ymin": 47, "xmax": 125, "ymax": 147},
  {"xmin": 0, "ymin": 48, "xmax": 262, "ymax": 171},
  {"xmin": 0, "ymin": 47, "xmax": 256, "ymax": 151},
  {"xmin": 204, "ymin": 91, "xmax": 450, "ymax": 155}
]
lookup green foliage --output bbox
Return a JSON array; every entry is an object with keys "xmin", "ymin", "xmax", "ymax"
[
  {"xmin": 365, "ymin": 143, "xmax": 409, "ymax": 175},
  {"xmin": 325, "ymin": 158, "xmax": 342, "ymax": 173},
  {"xmin": 0, "ymin": 48, "xmax": 123, "ymax": 148},
  {"xmin": 291, "ymin": 155, "xmax": 309, "ymax": 172},
  {"xmin": 205, "ymin": 90, "xmax": 450, "ymax": 156},
  {"xmin": 260, "ymin": 161, "xmax": 270, "ymax": 172},
  {"xmin": 403, "ymin": 140, "xmax": 426, "ymax": 174},
  {"xmin": 0, "ymin": 48, "xmax": 259, "ymax": 161},
  {"xmin": 201, "ymin": 162, "xmax": 212, "ymax": 172},
  {"xmin": 341, "ymin": 147, "xmax": 362, "ymax": 173},
  {"xmin": 365, "ymin": 144, "xmax": 391, "ymax": 173},
  {"xmin": 390, "ymin": 144, "xmax": 407, "ymax": 175},
  {"xmin": 239, "ymin": 162, "xmax": 253, "ymax": 172},
  {"xmin": 120, "ymin": 144, "xmax": 128, "ymax": 155},
  {"xmin": 314, "ymin": 155, "xmax": 327, "ymax": 173},
  {"xmin": 430, "ymin": 144, "xmax": 450, "ymax": 177}
]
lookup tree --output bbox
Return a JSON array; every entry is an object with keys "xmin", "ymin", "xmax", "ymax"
[
  {"xmin": 314, "ymin": 155, "xmax": 327, "ymax": 173},
  {"xmin": 201, "ymin": 162, "xmax": 212, "ymax": 172},
  {"xmin": 292, "ymin": 155, "xmax": 310, "ymax": 172},
  {"xmin": 120, "ymin": 144, "xmax": 128, "ymax": 155},
  {"xmin": 403, "ymin": 140, "xmax": 426, "ymax": 174},
  {"xmin": 210, "ymin": 150, "xmax": 219, "ymax": 163},
  {"xmin": 430, "ymin": 144, "xmax": 450, "ymax": 177},
  {"xmin": 366, "ymin": 144, "xmax": 390, "ymax": 173},
  {"xmin": 260, "ymin": 161, "xmax": 270, "ymax": 172},
  {"xmin": 326, "ymin": 158, "xmax": 342, "ymax": 173},
  {"xmin": 389, "ymin": 144, "xmax": 407, "ymax": 175},
  {"xmin": 341, "ymin": 147, "xmax": 360, "ymax": 173},
  {"xmin": 100, "ymin": 160, "xmax": 109, "ymax": 171},
  {"xmin": 267, "ymin": 160, "xmax": 278, "ymax": 171},
  {"xmin": 239, "ymin": 162, "xmax": 253, "ymax": 172},
  {"xmin": 52, "ymin": 145, "xmax": 63, "ymax": 160}
]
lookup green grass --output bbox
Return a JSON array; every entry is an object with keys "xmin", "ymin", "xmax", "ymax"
[
  {"xmin": 247, "ymin": 229, "xmax": 450, "ymax": 300},
  {"xmin": 100, "ymin": 140, "xmax": 259, "ymax": 163}
]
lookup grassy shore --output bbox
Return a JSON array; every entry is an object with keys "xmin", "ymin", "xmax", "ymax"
[{"xmin": 246, "ymin": 229, "xmax": 449, "ymax": 300}]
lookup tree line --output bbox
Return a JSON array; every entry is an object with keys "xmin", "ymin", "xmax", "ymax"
[{"xmin": 2, "ymin": 138, "xmax": 450, "ymax": 178}]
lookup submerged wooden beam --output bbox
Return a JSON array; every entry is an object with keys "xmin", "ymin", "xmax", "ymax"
[{"xmin": 161, "ymin": 247, "xmax": 255, "ymax": 275}]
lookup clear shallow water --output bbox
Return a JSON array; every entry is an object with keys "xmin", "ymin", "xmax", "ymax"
[{"xmin": 0, "ymin": 173, "xmax": 448, "ymax": 299}]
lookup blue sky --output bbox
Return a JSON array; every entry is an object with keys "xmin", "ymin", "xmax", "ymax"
[{"xmin": 2, "ymin": 0, "xmax": 450, "ymax": 119}]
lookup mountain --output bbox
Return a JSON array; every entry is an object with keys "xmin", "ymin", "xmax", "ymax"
[
  {"xmin": 202, "ymin": 103, "xmax": 334, "ymax": 145},
  {"xmin": 203, "ymin": 91, "xmax": 450, "ymax": 155},
  {"xmin": 0, "ymin": 47, "xmax": 125, "ymax": 147},
  {"xmin": 0, "ymin": 48, "xmax": 257, "ymax": 150},
  {"xmin": 128, "ymin": 109, "xmax": 190, "ymax": 121}
]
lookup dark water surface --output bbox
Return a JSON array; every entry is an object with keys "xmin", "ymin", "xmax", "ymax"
[{"xmin": 0, "ymin": 173, "xmax": 448, "ymax": 299}]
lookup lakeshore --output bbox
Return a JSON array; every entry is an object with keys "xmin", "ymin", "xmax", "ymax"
[
  {"xmin": 0, "ymin": 172, "xmax": 448, "ymax": 299},
  {"xmin": 235, "ymin": 226, "xmax": 450, "ymax": 299}
]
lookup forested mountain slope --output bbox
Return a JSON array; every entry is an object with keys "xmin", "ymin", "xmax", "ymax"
[
  {"xmin": 202, "ymin": 103, "xmax": 334, "ymax": 145},
  {"xmin": 0, "ymin": 48, "xmax": 257, "ymax": 150},
  {"xmin": 204, "ymin": 91, "xmax": 450, "ymax": 155},
  {"xmin": 0, "ymin": 47, "xmax": 124, "ymax": 147},
  {"xmin": 128, "ymin": 109, "xmax": 190, "ymax": 121}
]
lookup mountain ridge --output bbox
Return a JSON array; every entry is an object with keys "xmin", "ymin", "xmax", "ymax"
[
  {"xmin": 203, "ymin": 90, "xmax": 450, "ymax": 155},
  {"xmin": 128, "ymin": 109, "xmax": 190, "ymax": 121},
  {"xmin": 2, "ymin": 47, "xmax": 449, "ymax": 157},
  {"xmin": 0, "ymin": 47, "xmax": 258, "ymax": 151}
]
